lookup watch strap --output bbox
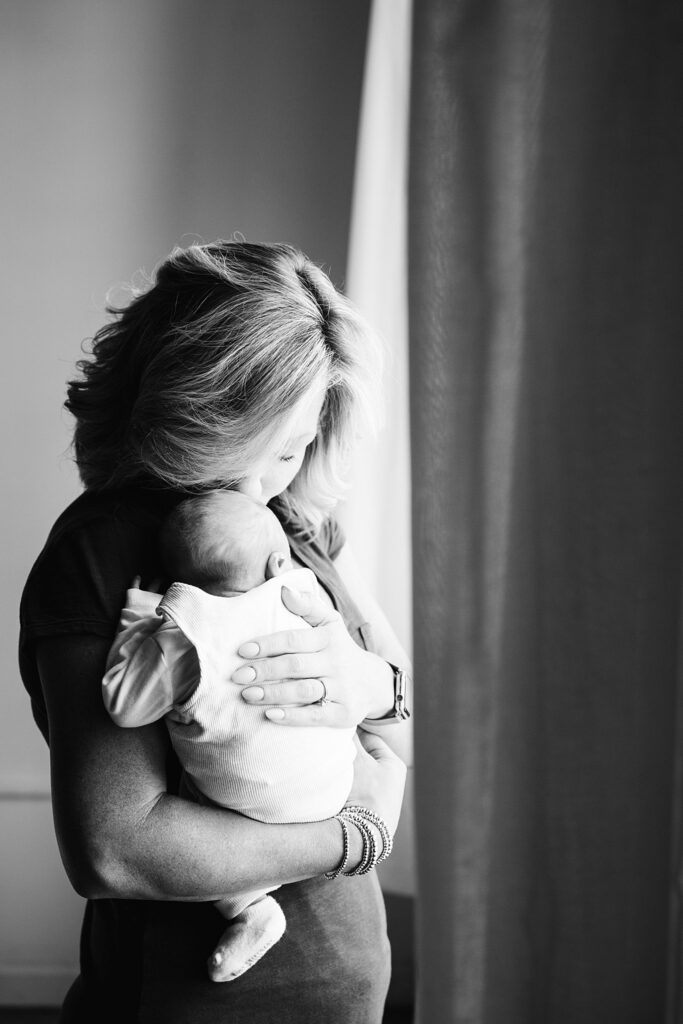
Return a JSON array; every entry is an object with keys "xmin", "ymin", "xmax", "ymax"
[{"xmin": 364, "ymin": 662, "xmax": 411, "ymax": 725}]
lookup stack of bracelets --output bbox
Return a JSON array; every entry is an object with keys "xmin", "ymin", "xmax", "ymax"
[{"xmin": 324, "ymin": 805, "xmax": 393, "ymax": 879}]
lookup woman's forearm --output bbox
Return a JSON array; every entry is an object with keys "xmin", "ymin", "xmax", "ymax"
[
  {"xmin": 359, "ymin": 651, "xmax": 413, "ymax": 765},
  {"xmin": 84, "ymin": 792, "xmax": 351, "ymax": 901},
  {"xmin": 362, "ymin": 651, "xmax": 395, "ymax": 720},
  {"xmin": 332, "ymin": 543, "xmax": 413, "ymax": 763}
]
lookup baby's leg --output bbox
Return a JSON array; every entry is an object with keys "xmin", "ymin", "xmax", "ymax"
[{"xmin": 208, "ymin": 893, "xmax": 287, "ymax": 983}]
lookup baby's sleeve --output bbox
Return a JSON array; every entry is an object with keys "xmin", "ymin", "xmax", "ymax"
[{"xmin": 103, "ymin": 589, "xmax": 197, "ymax": 727}]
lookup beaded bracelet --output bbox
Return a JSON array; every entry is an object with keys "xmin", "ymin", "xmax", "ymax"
[
  {"xmin": 341, "ymin": 811, "xmax": 377, "ymax": 876},
  {"xmin": 324, "ymin": 805, "xmax": 392, "ymax": 879},
  {"xmin": 324, "ymin": 814, "xmax": 351, "ymax": 879},
  {"xmin": 343, "ymin": 805, "xmax": 394, "ymax": 865}
]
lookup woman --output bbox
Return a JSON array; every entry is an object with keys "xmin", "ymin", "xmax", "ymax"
[{"xmin": 19, "ymin": 241, "xmax": 411, "ymax": 1023}]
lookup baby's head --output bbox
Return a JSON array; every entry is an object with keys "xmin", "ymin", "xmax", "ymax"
[{"xmin": 160, "ymin": 491, "xmax": 292, "ymax": 596}]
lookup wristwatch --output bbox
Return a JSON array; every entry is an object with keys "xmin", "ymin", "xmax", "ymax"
[{"xmin": 366, "ymin": 663, "xmax": 412, "ymax": 724}]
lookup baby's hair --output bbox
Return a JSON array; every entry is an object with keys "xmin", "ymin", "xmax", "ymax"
[
  {"xmin": 160, "ymin": 491, "xmax": 288, "ymax": 593},
  {"xmin": 66, "ymin": 241, "xmax": 382, "ymax": 532}
]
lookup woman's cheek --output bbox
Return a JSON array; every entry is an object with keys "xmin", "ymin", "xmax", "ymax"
[
  {"xmin": 275, "ymin": 460, "xmax": 304, "ymax": 497},
  {"xmin": 263, "ymin": 467, "xmax": 292, "ymax": 501}
]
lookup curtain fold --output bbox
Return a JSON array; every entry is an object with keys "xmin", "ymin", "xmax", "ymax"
[{"xmin": 409, "ymin": 1, "xmax": 683, "ymax": 1020}]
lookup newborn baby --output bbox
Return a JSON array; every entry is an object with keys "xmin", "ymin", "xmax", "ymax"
[{"xmin": 102, "ymin": 490, "xmax": 357, "ymax": 982}]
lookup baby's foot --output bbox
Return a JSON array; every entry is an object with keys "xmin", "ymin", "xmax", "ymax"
[{"xmin": 208, "ymin": 896, "xmax": 286, "ymax": 983}]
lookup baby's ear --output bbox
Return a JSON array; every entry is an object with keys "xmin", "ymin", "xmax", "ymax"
[{"xmin": 265, "ymin": 551, "xmax": 293, "ymax": 579}]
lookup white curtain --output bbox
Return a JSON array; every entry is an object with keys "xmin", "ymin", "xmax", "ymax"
[{"xmin": 340, "ymin": 0, "xmax": 414, "ymax": 896}]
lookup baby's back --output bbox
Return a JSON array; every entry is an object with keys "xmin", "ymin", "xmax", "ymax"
[{"xmin": 160, "ymin": 569, "xmax": 356, "ymax": 822}]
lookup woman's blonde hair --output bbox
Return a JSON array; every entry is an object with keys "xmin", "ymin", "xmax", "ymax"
[{"xmin": 66, "ymin": 241, "xmax": 381, "ymax": 532}]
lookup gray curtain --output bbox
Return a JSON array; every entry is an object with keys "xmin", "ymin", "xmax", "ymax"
[{"xmin": 408, "ymin": 1, "xmax": 683, "ymax": 1021}]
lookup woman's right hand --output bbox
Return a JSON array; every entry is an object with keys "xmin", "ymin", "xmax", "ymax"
[{"xmin": 347, "ymin": 729, "xmax": 407, "ymax": 836}]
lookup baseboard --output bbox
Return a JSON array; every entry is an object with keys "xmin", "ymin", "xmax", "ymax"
[{"xmin": 0, "ymin": 966, "xmax": 76, "ymax": 1007}]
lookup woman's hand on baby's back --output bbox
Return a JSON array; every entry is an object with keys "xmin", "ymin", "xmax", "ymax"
[
  {"xmin": 128, "ymin": 574, "xmax": 165, "ymax": 594},
  {"xmin": 347, "ymin": 731, "xmax": 407, "ymax": 836},
  {"xmin": 234, "ymin": 584, "xmax": 377, "ymax": 727}
]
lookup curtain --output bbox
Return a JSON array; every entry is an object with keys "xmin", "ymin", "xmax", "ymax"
[
  {"xmin": 341, "ymin": 0, "xmax": 415, "ymax": 898},
  {"xmin": 409, "ymin": 1, "xmax": 683, "ymax": 1021}
]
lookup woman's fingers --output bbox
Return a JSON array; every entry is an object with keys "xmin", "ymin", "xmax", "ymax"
[
  {"xmin": 347, "ymin": 729, "xmax": 407, "ymax": 834},
  {"xmin": 236, "ymin": 625, "xmax": 324, "ymax": 662},
  {"xmin": 234, "ymin": 585, "xmax": 369, "ymax": 728},
  {"xmin": 355, "ymin": 728, "xmax": 400, "ymax": 763},
  {"xmin": 233, "ymin": 651, "xmax": 324, "ymax": 686},
  {"xmin": 241, "ymin": 677, "xmax": 327, "ymax": 707},
  {"xmin": 280, "ymin": 585, "xmax": 342, "ymax": 628},
  {"xmin": 263, "ymin": 701, "xmax": 346, "ymax": 726},
  {"xmin": 129, "ymin": 574, "xmax": 164, "ymax": 594},
  {"xmin": 235, "ymin": 588, "xmax": 337, "ymax": 660}
]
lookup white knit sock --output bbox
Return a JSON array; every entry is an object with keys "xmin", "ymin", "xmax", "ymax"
[{"xmin": 208, "ymin": 896, "xmax": 287, "ymax": 983}]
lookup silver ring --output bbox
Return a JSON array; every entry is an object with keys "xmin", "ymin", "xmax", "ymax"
[{"xmin": 316, "ymin": 680, "xmax": 329, "ymax": 706}]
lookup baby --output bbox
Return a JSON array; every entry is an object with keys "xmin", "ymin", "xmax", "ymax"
[{"xmin": 102, "ymin": 490, "xmax": 357, "ymax": 983}]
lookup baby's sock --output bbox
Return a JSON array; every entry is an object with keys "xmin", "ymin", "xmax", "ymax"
[{"xmin": 208, "ymin": 895, "xmax": 287, "ymax": 983}]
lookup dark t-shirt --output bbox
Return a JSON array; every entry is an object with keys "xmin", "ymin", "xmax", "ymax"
[{"xmin": 19, "ymin": 488, "xmax": 390, "ymax": 1024}]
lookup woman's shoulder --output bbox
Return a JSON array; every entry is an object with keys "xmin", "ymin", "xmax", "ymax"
[
  {"xmin": 20, "ymin": 488, "xmax": 173, "ymax": 641},
  {"xmin": 19, "ymin": 488, "xmax": 177, "ymax": 743},
  {"xmin": 44, "ymin": 487, "xmax": 173, "ymax": 545}
]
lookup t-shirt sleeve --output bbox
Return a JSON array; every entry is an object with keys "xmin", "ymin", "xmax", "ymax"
[
  {"xmin": 20, "ymin": 512, "xmax": 155, "ymax": 643},
  {"xmin": 320, "ymin": 516, "xmax": 347, "ymax": 561}
]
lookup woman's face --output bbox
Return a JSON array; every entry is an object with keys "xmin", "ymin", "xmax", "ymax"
[{"xmin": 232, "ymin": 383, "xmax": 326, "ymax": 504}]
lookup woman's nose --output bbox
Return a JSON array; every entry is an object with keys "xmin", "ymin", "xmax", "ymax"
[{"xmin": 234, "ymin": 477, "xmax": 263, "ymax": 501}]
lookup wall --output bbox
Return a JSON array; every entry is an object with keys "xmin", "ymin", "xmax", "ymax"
[{"xmin": 0, "ymin": 0, "xmax": 369, "ymax": 1003}]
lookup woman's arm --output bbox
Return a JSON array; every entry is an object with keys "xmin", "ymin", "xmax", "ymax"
[
  {"xmin": 332, "ymin": 543, "xmax": 413, "ymax": 765},
  {"xmin": 40, "ymin": 633, "xmax": 405, "ymax": 901},
  {"xmin": 333, "ymin": 543, "xmax": 413, "ymax": 673}
]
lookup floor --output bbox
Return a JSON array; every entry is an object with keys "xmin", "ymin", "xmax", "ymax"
[
  {"xmin": 0, "ymin": 1008, "xmax": 414, "ymax": 1023},
  {"xmin": 0, "ymin": 1015, "xmax": 60, "ymax": 1024}
]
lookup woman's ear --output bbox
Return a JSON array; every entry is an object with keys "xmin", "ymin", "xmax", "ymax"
[{"xmin": 265, "ymin": 551, "xmax": 293, "ymax": 579}]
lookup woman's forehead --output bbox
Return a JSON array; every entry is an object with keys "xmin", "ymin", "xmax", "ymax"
[{"xmin": 279, "ymin": 381, "xmax": 326, "ymax": 439}]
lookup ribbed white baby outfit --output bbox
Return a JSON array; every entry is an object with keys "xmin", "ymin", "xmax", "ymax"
[{"xmin": 157, "ymin": 570, "xmax": 356, "ymax": 822}]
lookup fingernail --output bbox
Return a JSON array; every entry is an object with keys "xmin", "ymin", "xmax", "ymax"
[
  {"xmin": 265, "ymin": 708, "xmax": 285, "ymax": 721},
  {"xmin": 238, "ymin": 641, "xmax": 260, "ymax": 658},
  {"xmin": 242, "ymin": 686, "xmax": 264, "ymax": 702},
  {"xmin": 232, "ymin": 665, "xmax": 256, "ymax": 684}
]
